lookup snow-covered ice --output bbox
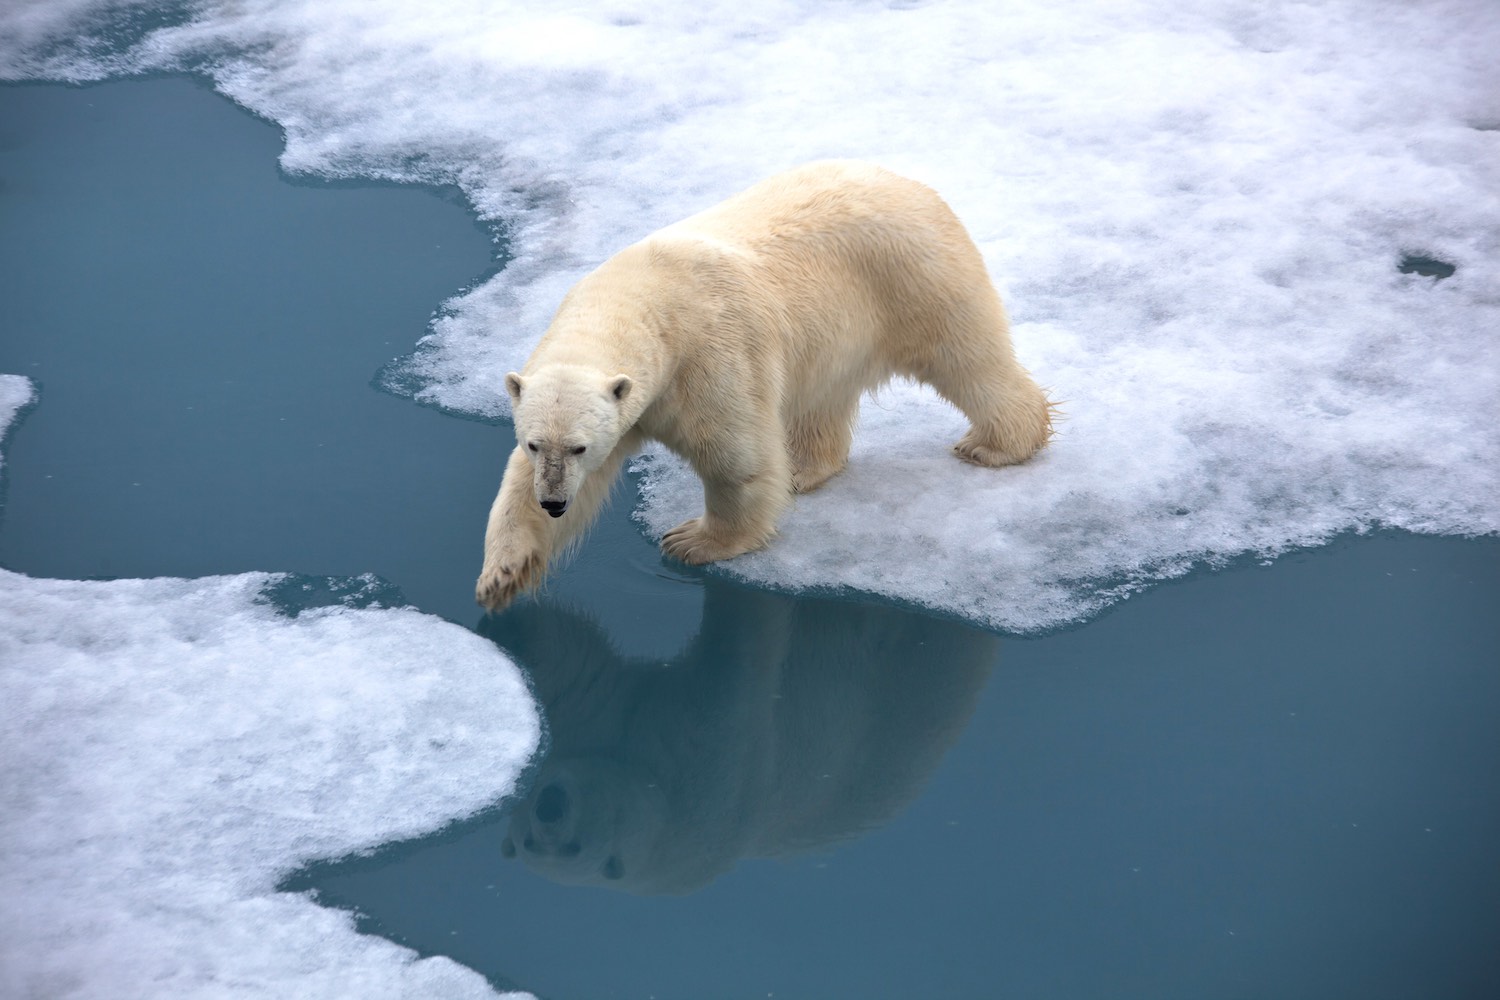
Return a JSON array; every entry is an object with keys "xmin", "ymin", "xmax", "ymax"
[{"xmin": 4, "ymin": 0, "xmax": 1496, "ymax": 630}]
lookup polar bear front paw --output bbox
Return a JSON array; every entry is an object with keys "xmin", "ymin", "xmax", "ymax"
[
  {"xmin": 475, "ymin": 547, "xmax": 545, "ymax": 611},
  {"xmin": 661, "ymin": 517, "xmax": 764, "ymax": 565}
]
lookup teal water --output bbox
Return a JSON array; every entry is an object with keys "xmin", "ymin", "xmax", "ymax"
[{"xmin": 2, "ymin": 78, "xmax": 1497, "ymax": 999}]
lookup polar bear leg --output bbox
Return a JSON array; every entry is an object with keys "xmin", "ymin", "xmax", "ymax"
[
  {"xmin": 913, "ymin": 306, "xmax": 1051, "ymax": 468},
  {"xmin": 477, "ymin": 447, "xmax": 553, "ymax": 609},
  {"xmin": 939, "ymin": 364, "xmax": 1051, "ymax": 468},
  {"xmin": 787, "ymin": 399, "xmax": 858, "ymax": 493},
  {"xmin": 477, "ymin": 431, "xmax": 640, "ymax": 609},
  {"xmin": 662, "ymin": 426, "xmax": 792, "ymax": 565}
]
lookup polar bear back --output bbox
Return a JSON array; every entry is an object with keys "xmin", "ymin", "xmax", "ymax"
[
  {"xmin": 528, "ymin": 159, "xmax": 1013, "ymax": 409},
  {"xmin": 649, "ymin": 160, "xmax": 1011, "ymax": 406}
]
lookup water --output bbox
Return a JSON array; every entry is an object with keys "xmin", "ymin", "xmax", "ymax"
[
  {"xmin": 3, "ymin": 78, "xmax": 1498, "ymax": 1000},
  {"xmin": 301, "ymin": 534, "xmax": 1500, "ymax": 1000},
  {"xmin": 0, "ymin": 75, "xmax": 699, "ymax": 653}
]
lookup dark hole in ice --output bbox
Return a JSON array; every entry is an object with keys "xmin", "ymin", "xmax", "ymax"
[{"xmin": 1398, "ymin": 254, "xmax": 1456, "ymax": 280}]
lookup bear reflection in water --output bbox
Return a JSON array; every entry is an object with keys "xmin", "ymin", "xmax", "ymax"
[{"xmin": 478, "ymin": 579, "xmax": 996, "ymax": 895}]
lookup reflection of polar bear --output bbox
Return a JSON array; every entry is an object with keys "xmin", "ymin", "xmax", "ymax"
[
  {"xmin": 476, "ymin": 161, "xmax": 1052, "ymax": 609},
  {"xmin": 480, "ymin": 579, "xmax": 996, "ymax": 895}
]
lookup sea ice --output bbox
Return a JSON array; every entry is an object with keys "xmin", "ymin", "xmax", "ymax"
[{"xmin": 3, "ymin": 0, "xmax": 1496, "ymax": 629}]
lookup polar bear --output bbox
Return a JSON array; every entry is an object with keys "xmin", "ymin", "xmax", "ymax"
[{"xmin": 477, "ymin": 160, "xmax": 1050, "ymax": 610}]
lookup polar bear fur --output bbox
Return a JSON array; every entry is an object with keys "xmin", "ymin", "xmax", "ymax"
[{"xmin": 477, "ymin": 160, "xmax": 1050, "ymax": 610}]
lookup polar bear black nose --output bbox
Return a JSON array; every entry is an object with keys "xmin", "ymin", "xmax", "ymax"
[{"xmin": 540, "ymin": 500, "xmax": 567, "ymax": 517}]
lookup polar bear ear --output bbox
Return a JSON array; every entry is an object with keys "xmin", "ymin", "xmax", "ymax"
[
  {"xmin": 608, "ymin": 375, "xmax": 632, "ymax": 402},
  {"xmin": 505, "ymin": 372, "xmax": 525, "ymax": 403}
]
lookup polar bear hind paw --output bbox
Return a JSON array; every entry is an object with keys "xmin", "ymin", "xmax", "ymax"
[
  {"xmin": 952, "ymin": 428, "xmax": 1046, "ymax": 468},
  {"xmin": 790, "ymin": 459, "xmax": 845, "ymax": 494}
]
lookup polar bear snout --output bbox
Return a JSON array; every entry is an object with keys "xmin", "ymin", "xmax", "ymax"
[{"xmin": 529, "ymin": 448, "xmax": 582, "ymax": 518}]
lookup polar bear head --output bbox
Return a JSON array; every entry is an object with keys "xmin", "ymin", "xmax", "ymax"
[{"xmin": 505, "ymin": 364, "xmax": 633, "ymax": 518}]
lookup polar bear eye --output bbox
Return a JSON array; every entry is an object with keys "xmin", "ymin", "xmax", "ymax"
[
  {"xmin": 526, "ymin": 442, "xmax": 538, "ymax": 453},
  {"xmin": 570, "ymin": 445, "xmax": 587, "ymax": 456}
]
